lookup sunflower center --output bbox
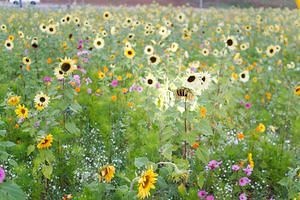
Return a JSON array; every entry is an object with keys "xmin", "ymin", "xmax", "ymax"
[
  {"xmin": 97, "ymin": 41, "xmax": 101, "ymax": 45},
  {"xmin": 187, "ymin": 76, "xmax": 196, "ymax": 82},
  {"xmin": 49, "ymin": 28, "xmax": 54, "ymax": 32},
  {"xmin": 21, "ymin": 109, "xmax": 26, "ymax": 114},
  {"xmin": 143, "ymin": 175, "xmax": 150, "ymax": 188},
  {"xmin": 128, "ymin": 50, "xmax": 132, "ymax": 55},
  {"xmin": 61, "ymin": 62, "xmax": 71, "ymax": 72},
  {"xmin": 241, "ymin": 74, "xmax": 246, "ymax": 78},
  {"xmin": 296, "ymin": 88, "xmax": 300, "ymax": 92},
  {"xmin": 147, "ymin": 79, "xmax": 153, "ymax": 85},
  {"xmin": 202, "ymin": 76, "xmax": 206, "ymax": 82},
  {"xmin": 7, "ymin": 43, "xmax": 11, "ymax": 47},
  {"xmin": 269, "ymin": 49, "xmax": 274, "ymax": 53},
  {"xmin": 150, "ymin": 56, "xmax": 157, "ymax": 63},
  {"xmin": 227, "ymin": 39, "xmax": 233, "ymax": 46},
  {"xmin": 42, "ymin": 139, "xmax": 49, "ymax": 145},
  {"xmin": 40, "ymin": 97, "xmax": 46, "ymax": 102}
]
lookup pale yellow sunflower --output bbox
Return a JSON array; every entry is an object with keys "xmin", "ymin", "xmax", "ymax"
[{"xmin": 58, "ymin": 57, "xmax": 77, "ymax": 76}]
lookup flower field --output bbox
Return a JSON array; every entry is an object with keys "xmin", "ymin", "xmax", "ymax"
[{"xmin": 0, "ymin": 3, "xmax": 299, "ymax": 200}]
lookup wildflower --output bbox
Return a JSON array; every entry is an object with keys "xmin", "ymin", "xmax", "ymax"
[
  {"xmin": 37, "ymin": 134, "xmax": 53, "ymax": 149},
  {"xmin": 43, "ymin": 76, "xmax": 52, "ymax": 85},
  {"xmin": 239, "ymin": 193, "xmax": 247, "ymax": 200},
  {"xmin": 111, "ymin": 95, "xmax": 117, "ymax": 102},
  {"xmin": 256, "ymin": 123, "xmax": 266, "ymax": 133},
  {"xmin": 243, "ymin": 165, "xmax": 253, "ymax": 176},
  {"xmin": 15, "ymin": 104, "xmax": 29, "ymax": 119},
  {"xmin": 199, "ymin": 107, "xmax": 207, "ymax": 118},
  {"xmin": 0, "ymin": 167, "xmax": 5, "ymax": 183},
  {"xmin": 245, "ymin": 103, "xmax": 252, "ymax": 109},
  {"xmin": 98, "ymin": 71, "xmax": 105, "ymax": 79},
  {"xmin": 137, "ymin": 167, "xmax": 158, "ymax": 199},
  {"xmin": 237, "ymin": 132, "xmax": 245, "ymax": 140},
  {"xmin": 239, "ymin": 177, "xmax": 251, "ymax": 186},
  {"xmin": 127, "ymin": 102, "xmax": 134, "ymax": 108},
  {"xmin": 206, "ymin": 195, "xmax": 215, "ymax": 200},
  {"xmin": 191, "ymin": 142, "xmax": 199, "ymax": 149},
  {"xmin": 111, "ymin": 79, "xmax": 118, "ymax": 87},
  {"xmin": 248, "ymin": 153, "xmax": 254, "ymax": 169},
  {"xmin": 207, "ymin": 160, "xmax": 222, "ymax": 170},
  {"xmin": 197, "ymin": 190, "xmax": 207, "ymax": 199},
  {"xmin": 265, "ymin": 92, "xmax": 272, "ymax": 100},
  {"xmin": 122, "ymin": 88, "xmax": 128, "ymax": 94},
  {"xmin": 232, "ymin": 165, "xmax": 240, "ymax": 172},
  {"xmin": 244, "ymin": 94, "xmax": 250, "ymax": 100},
  {"xmin": 98, "ymin": 165, "xmax": 115, "ymax": 183},
  {"xmin": 7, "ymin": 95, "xmax": 21, "ymax": 106}
]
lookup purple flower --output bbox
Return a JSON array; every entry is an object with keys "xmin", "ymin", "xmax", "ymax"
[
  {"xmin": 243, "ymin": 165, "xmax": 253, "ymax": 176},
  {"xmin": 245, "ymin": 103, "xmax": 252, "ymax": 109},
  {"xmin": 87, "ymin": 88, "xmax": 92, "ymax": 94},
  {"xmin": 239, "ymin": 177, "xmax": 251, "ymax": 186},
  {"xmin": 232, "ymin": 164, "xmax": 240, "ymax": 172},
  {"xmin": 206, "ymin": 195, "xmax": 214, "ymax": 200},
  {"xmin": 85, "ymin": 77, "xmax": 92, "ymax": 85},
  {"xmin": 197, "ymin": 190, "xmax": 207, "ymax": 199},
  {"xmin": 136, "ymin": 86, "xmax": 143, "ymax": 93},
  {"xmin": 111, "ymin": 79, "xmax": 118, "ymax": 87},
  {"xmin": 0, "ymin": 167, "xmax": 5, "ymax": 183},
  {"xmin": 239, "ymin": 193, "xmax": 247, "ymax": 200},
  {"xmin": 207, "ymin": 160, "xmax": 222, "ymax": 170},
  {"xmin": 73, "ymin": 75, "xmax": 81, "ymax": 85},
  {"xmin": 43, "ymin": 76, "xmax": 52, "ymax": 84}
]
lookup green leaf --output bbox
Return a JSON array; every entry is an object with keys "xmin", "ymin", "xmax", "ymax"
[
  {"xmin": 27, "ymin": 145, "xmax": 35, "ymax": 156},
  {"xmin": 195, "ymin": 146, "xmax": 209, "ymax": 164},
  {"xmin": 0, "ymin": 182, "xmax": 26, "ymax": 200},
  {"xmin": 0, "ymin": 130, "xmax": 6, "ymax": 137},
  {"xmin": 65, "ymin": 122, "xmax": 80, "ymax": 134},
  {"xmin": 42, "ymin": 165, "xmax": 53, "ymax": 179},
  {"xmin": 160, "ymin": 143, "xmax": 176, "ymax": 160},
  {"xmin": 0, "ymin": 141, "xmax": 15, "ymax": 148},
  {"xmin": 198, "ymin": 119, "xmax": 213, "ymax": 136},
  {"xmin": 197, "ymin": 172, "xmax": 205, "ymax": 188},
  {"xmin": 134, "ymin": 157, "xmax": 149, "ymax": 168}
]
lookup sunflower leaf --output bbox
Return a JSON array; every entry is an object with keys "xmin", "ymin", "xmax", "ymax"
[
  {"xmin": 42, "ymin": 165, "xmax": 53, "ymax": 179},
  {"xmin": 134, "ymin": 157, "xmax": 149, "ymax": 168}
]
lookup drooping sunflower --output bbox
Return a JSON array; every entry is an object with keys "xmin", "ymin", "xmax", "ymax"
[
  {"xmin": 15, "ymin": 104, "xmax": 29, "ymax": 119},
  {"xmin": 58, "ymin": 57, "xmax": 77, "ymax": 76},
  {"xmin": 37, "ymin": 134, "xmax": 53, "ymax": 149},
  {"xmin": 137, "ymin": 167, "xmax": 158, "ymax": 199},
  {"xmin": 98, "ymin": 165, "xmax": 115, "ymax": 183},
  {"xmin": 7, "ymin": 95, "xmax": 21, "ymax": 106},
  {"xmin": 93, "ymin": 38, "xmax": 105, "ymax": 49},
  {"xmin": 34, "ymin": 92, "xmax": 50, "ymax": 110},
  {"xmin": 124, "ymin": 48, "xmax": 135, "ymax": 59}
]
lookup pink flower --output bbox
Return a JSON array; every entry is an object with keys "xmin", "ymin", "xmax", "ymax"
[
  {"xmin": 243, "ymin": 165, "xmax": 253, "ymax": 176},
  {"xmin": 197, "ymin": 190, "xmax": 207, "ymax": 199},
  {"xmin": 207, "ymin": 160, "xmax": 222, "ymax": 170},
  {"xmin": 232, "ymin": 164, "xmax": 240, "ymax": 171},
  {"xmin": 206, "ymin": 195, "xmax": 214, "ymax": 200},
  {"xmin": 245, "ymin": 103, "xmax": 252, "ymax": 109},
  {"xmin": 239, "ymin": 177, "xmax": 251, "ymax": 186},
  {"xmin": 239, "ymin": 193, "xmax": 247, "ymax": 200},
  {"xmin": 111, "ymin": 79, "xmax": 118, "ymax": 87},
  {"xmin": 0, "ymin": 167, "xmax": 5, "ymax": 183}
]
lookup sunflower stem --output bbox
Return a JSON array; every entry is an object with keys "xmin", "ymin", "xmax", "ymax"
[
  {"xmin": 129, "ymin": 177, "xmax": 139, "ymax": 191},
  {"xmin": 183, "ymin": 97, "xmax": 188, "ymax": 159}
]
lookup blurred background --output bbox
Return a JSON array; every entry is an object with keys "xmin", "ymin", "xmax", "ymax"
[
  {"xmin": 0, "ymin": 0, "xmax": 297, "ymax": 8},
  {"xmin": 41, "ymin": 0, "xmax": 296, "ymax": 8}
]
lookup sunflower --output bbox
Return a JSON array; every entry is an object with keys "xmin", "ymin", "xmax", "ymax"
[
  {"xmin": 39, "ymin": 23, "xmax": 47, "ymax": 32},
  {"xmin": 22, "ymin": 57, "xmax": 31, "ymax": 65},
  {"xmin": 54, "ymin": 67, "xmax": 65, "ymax": 80},
  {"xmin": 255, "ymin": 123, "xmax": 266, "ymax": 133},
  {"xmin": 124, "ymin": 48, "xmax": 135, "ymax": 59},
  {"xmin": 1, "ymin": 24, "xmax": 7, "ymax": 31},
  {"xmin": 239, "ymin": 70, "xmax": 250, "ymax": 83},
  {"xmin": 240, "ymin": 43, "xmax": 249, "ymax": 51},
  {"xmin": 47, "ymin": 24, "xmax": 56, "ymax": 34},
  {"xmin": 198, "ymin": 71, "xmax": 212, "ymax": 91},
  {"xmin": 7, "ymin": 95, "xmax": 21, "ymax": 106},
  {"xmin": 59, "ymin": 57, "xmax": 76, "ymax": 76},
  {"xmin": 266, "ymin": 45, "xmax": 276, "ymax": 57},
  {"xmin": 201, "ymin": 48, "xmax": 209, "ymax": 56},
  {"xmin": 103, "ymin": 11, "xmax": 112, "ymax": 20},
  {"xmin": 225, "ymin": 36, "xmax": 237, "ymax": 50},
  {"xmin": 4, "ymin": 40, "xmax": 13, "ymax": 50},
  {"xmin": 294, "ymin": 86, "xmax": 300, "ymax": 96},
  {"xmin": 144, "ymin": 45, "xmax": 154, "ymax": 55},
  {"xmin": 37, "ymin": 134, "xmax": 53, "ymax": 149},
  {"xmin": 34, "ymin": 92, "xmax": 50, "ymax": 109},
  {"xmin": 98, "ymin": 165, "xmax": 115, "ymax": 183},
  {"xmin": 170, "ymin": 42, "xmax": 179, "ymax": 52},
  {"xmin": 148, "ymin": 55, "xmax": 160, "ymax": 65},
  {"xmin": 137, "ymin": 167, "xmax": 158, "ymax": 199},
  {"xmin": 93, "ymin": 38, "xmax": 105, "ymax": 49},
  {"xmin": 144, "ymin": 74, "xmax": 157, "ymax": 87},
  {"xmin": 18, "ymin": 31, "xmax": 24, "ymax": 38},
  {"xmin": 15, "ymin": 104, "xmax": 29, "ymax": 119}
]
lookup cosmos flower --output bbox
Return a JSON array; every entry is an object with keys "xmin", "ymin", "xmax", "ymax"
[
  {"xmin": 232, "ymin": 164, "xmax": 240, "ymax": 171},
  {"xmin": 111, "ymin": 79, "xmax": 118, "ymax": 87},
  {"xmin": 137, "ymin": 167, "xmax": 158, "ymax": 199},
  {"xmin": 239, "ymin": 193, "xmax": 247, "ymax": 200},
  {"xmin": 0, "ymin": 167, "xmax": 5, "ymax": 183},
  {"xmin": 207, "ymin": 160, "xmax": 222, "ymax": 170},
  {"xmin": 239, "ymin": 177, "xmax": 251, "ymax": 186},
  {"xmin": 197, "ymin": 190, "xmax": 207, "ymax": 199},
  {"xmin": 206, "ymin": 195, "xmax": 215, "ymax": 200}
]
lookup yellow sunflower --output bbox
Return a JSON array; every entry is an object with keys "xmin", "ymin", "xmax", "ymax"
[
  {"xmin": 15, "ymin": 104, "xmax": 29, "ymax": 119},
  {"xmin": 59, "ymin": 57, "xmax": 76, "ymax": 76},
  {"xmin": 295, "ymin": 86, "xmax": 300, "ymax": 96},
  {"xmin": 7, "ymin": 95, "xmax": 20, "ymax": 106},
  {"xmin": 124, "ymin": 48, "xmax": 135, "ymax": 59},
  {"xmin": 37, "ymin": 134, "xmax": 53, "ymax": 149},
  {"xmin": 98, "ymin": 165, "xmax": 115, "ymax": 183},
  {"xmin": 255, "ymin": 123, "xmax": 266, "ymax": 133},
  {"xmin": 22, "ymin": 57, "xmax": 31, "ymax": 65},
  {"xmin": 137, "ymin": 167, "xmax": 158, "ymax": 199}
]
